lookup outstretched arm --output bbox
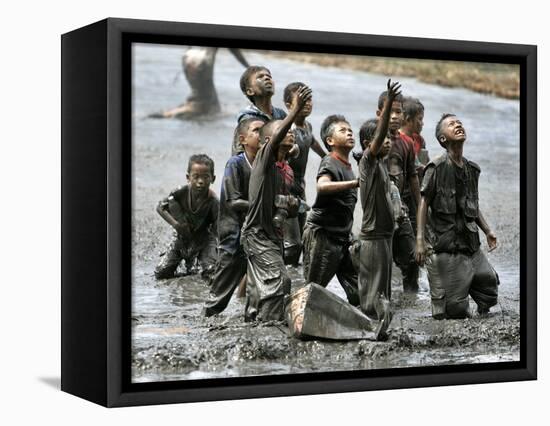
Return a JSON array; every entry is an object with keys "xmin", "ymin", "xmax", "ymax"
[
  {"xmin": 369, "ymin": 79, "xmax": 401, "ymax": 157},
  {"xmin": 228, "ymin": 48, "xmax": 249, "ymax": 68},
  {"xmin": 476, "ymin": 209, "xmax": 497, "ymax": 251},
  {"xmin": 317, "ymin": 174, "xmax": 359, "ymax": 194}
]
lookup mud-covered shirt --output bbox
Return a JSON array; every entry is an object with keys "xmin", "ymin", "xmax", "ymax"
[
  {"xmin": 421, "ymin": 155, "xmax": 481, "ymax": 255},
  {"xmin": 359, "ymin": 149, "xmax": 394, "ymax": 240},
  {"xmin": 159, "ymin": 185, "xmax": 219, "ymax": 239},
  {"xmin": 307, "ymin": 153, "xmax": 358, "ymax": 242},
  {"xmin": 388, "ymin": 133, "xmax": 417, "ymax": 195},
  {"xmin": 217, "ymin": 153, "xmax": 252, "ymax": 253},
  {"xmin": 242, "ymin": 140, "xmax": 294, "ymax": 243},
  {"xmin": 288, "ymin": 121, "xmax": 314, "ymax": 199}
]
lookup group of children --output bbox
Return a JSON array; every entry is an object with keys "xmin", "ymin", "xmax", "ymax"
[{"xmin": 154, "ymin": 65, "xmax": 500, "ymax": 340}]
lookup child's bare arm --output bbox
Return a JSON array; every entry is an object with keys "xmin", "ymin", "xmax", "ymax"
[
  {"xmin": 409, "ymin": 175, "xmax": 421, "ymax": 206},
  {"xmin": 270, "ymin": 86, "xmax": 312, "ymax": 154},
  {"xmin": 476, "ymin": 209, "xmax": 497, "ymax": 251},
  {"xmin": 311, "ymin": 136, "xmax": 327, "ymax": 158},
  {"xmin": 415, "ymin": 196, "xmax": 429, "ymax": 265},
  {"xmin": 370, "ymin": 79, "xmax": 401, "ymax": 157},
  {"xmin": 317, "ymin": 175, "xmax": 359, "ymax": 194},
  {"xmin": 228, "ymin": 48, "xmax": 249, "ymax": 68},
  {"xmin": 156, "ymin": 202, "xmax": 189, "ymax": 236}
]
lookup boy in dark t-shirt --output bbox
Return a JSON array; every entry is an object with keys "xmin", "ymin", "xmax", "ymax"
[
  {"xmin": 415, "ymin": 114, "xmax": 499, "ymax": 319},
  {"xmin": 154, "ymin": 154, "xmax": 219, "ymax": 280},
  {"xmin": 377, "ymin": 89, "xmax": 421, "ymax": 293},
  {"xmin": 302, "ymin": 115, "xmax": 360, "ymax": 306},
  {"xmin": 282, "ymin": 82, "xmax": 326, "ymax": 265},
  {"xmin": 357, "ymin": 80, "xmax": 402, "ymax": 340},
  {"xmin": 204, "ymin": 118, "xmax": 265, "ymax": 316},
  {"xmin": 241, "ymin": 85, "xmax": 312, "ymax": 322}
]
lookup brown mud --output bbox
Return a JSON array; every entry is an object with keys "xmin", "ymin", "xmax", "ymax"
[{"xmin": 131, "ymin": 45, "xmax": 520, "ymax": 383}]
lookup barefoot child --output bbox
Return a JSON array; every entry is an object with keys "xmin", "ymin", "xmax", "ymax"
[{"xmin": 154, "ymin": 154, "xmax": 219, "ymax": 280}]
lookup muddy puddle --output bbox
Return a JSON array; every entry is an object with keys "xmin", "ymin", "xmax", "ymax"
[{"xmin": 131, "ymin": 44, "xmax": 520, "ymax": 383}]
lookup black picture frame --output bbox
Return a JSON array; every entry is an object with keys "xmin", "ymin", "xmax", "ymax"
[{"xmin": 61, "ymin": 17, "xmax": 537, "ymax": 407}]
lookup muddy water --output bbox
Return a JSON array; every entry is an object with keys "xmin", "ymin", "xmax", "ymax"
[{"xmin": 131, "ymin": 44, "xmax": 520, "ymax": 383}]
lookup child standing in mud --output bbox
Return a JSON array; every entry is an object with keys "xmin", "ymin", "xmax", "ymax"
[
  {"xmin": 232, "ymin": 66, "xmax": 287, "ymax": 155},
  {"xmin": 378, "ymin": 88, "xmax": 421, "ymax": 293},
  {"xmin": 154, "ymin": 154, "xmax": 219, "ymax": 280},
  {"xmin": 301, "ymin": 115, "xmax": 360, "ymax": 306},
  {"xmin": 203, "ymin": 118, "xmax": 265, "ymax": 317},
  {"xmin": 415, "ymin": 114, "xmax": 499, "ymax": 319},
  {"xmin": 399, "ymin": 96, "xmax": 429, "ymax": 231},
  {"xmin": 241, "ymin": 85, "xmax": 312, "ymax": 322},
  {"xmin": 357, "ymin": 80, "xmax": 402, "ymax": 340},
  {"xmin": 282, "ymin": 82, "xmax": 326, "ymax": 265}
]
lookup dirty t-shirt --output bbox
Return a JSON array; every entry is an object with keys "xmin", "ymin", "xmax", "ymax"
[
  {"xmin": 359, "ymin": 149, "xmax": 394, "ymax": 240},
  {"xmin": 159, "ymin": 185, "xmax": 219, "ymax": 239},
  {"xmin": 307, "ymin": 152, "xmax": 358, "ymax": 242},
  {"xmin": 242, "ymin": 140, "xmax": 294, "ymax": 243},
  {"xmin": 217, "ymin": 152, "xmax": 252, "ymax": 253},
  {"xmin": 421, "ymin": 161, "xmax": 481, "ymax": 255},
  {"xmin": 388, "ymin": 133, "xmax": 417, "ymax": 195},
  {"xmin": 288, "ymin": 122, "xmax": 314, "ymax": 199}
]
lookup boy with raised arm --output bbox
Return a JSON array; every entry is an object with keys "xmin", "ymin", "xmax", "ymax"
[
  {"xmin": 154, "ymin": 154, "xmax": 219, "ymax": 280},
  {"xmin": 301, "ymin": 115, "xmax": 360, "ymax": 306},
  {"xmin": 357, "ymin": 80, "xmax": 402, "ymax": 340},
  {"xmin": 241, "ymin": 85, "xmax": 312, "ymax": 322},
  {"xmin": 282, "ymin": 82, "xmax": 326, "ymax": 265},
  {"xmin": 416, "ymin": 114, "xmax": 499, "ymax": 319},
  {"xmin": 204, "ymin": 118, "xmax": 265, "ymax": 317},
  {"xmin": 377, "ymin": 89, "xmax": 421, "ymax": 293}
]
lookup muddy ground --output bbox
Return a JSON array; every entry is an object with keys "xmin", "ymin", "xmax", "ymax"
[{"xmin": 131, "ymin": 45, "xmax": 520, "ymax": 383}]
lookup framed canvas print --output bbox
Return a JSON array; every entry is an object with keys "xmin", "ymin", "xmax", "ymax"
[{"xmin": 61, "ymin": 18, "xmax": 537, "ymax": 407}]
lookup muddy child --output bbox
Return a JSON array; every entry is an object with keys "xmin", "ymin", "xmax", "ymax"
[
  {"xmin": 399, "ymin": 96, "xmax": 430, "ymax": 231},
  {"xmin": 301, "ymin": 115, "xmax": 360, "ymax": 306},
  {"xmin": 357, "ymin": 80, "xmax": 403, "ymax": 340},
  {"xmin": 154, "ymin": 154, "xmax": 219, "ymax": 280},
  {"xmin": 203, "ymin": 118, "xmax": 265, "ymax": 316},
  {"xmin": 232, "ymin": 66, "xmax": 287, "ymax": 155},
  {"xmin": 377, "ymin": 89, "xmax": 421, "ymax": 293},
  {"xmin": 416, "ymin": 114, "xmax": 499, "ymax": 319},
  {"xmin": 241, "ymin": 85, "xmax": 312, "ymax": 322},
  {"xmin": 282, "ymin": 82, "xmax": 327, "ymax": 265}
]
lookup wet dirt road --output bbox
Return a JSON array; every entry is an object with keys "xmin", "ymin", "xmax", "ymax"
[{"xmin": 131, "ymin": 44, "xmax": 520, "ymax": 383}]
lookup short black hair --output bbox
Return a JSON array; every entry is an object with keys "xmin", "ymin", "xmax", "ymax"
[
  {"xmin": 187, "ymin": 154, "xmax": 215, "ymax": 175},
  {"xmin": 236, "ymin": 117, "xmax": 266, "ymax": 137},
  {"xmin": 377, "ymin": 90, "xmax": 404, "ymax": 110},
  {"xmin": 260, "ymin": 120, "xmax": 281, "ymax": 142},
  {"xmin": 435, "ymin": 113, "xmax": 456, "ymax": 149},
  {"xmin": 402, "ymin": 96, "xmax": 424, "ymax": 122},
  {"xmin": 239, "ymin": 66, "xmax": 271, "ymax": 102},
  {"xmin": 359, "ymin": 118, "xmax": 379, "ymax": 150},
  {"xmin": 283, "ymin": 81, "xmax": 305, "ymax": 105},
  {"xmin": 320, "ymin": 114, "xmax": 348, "ymax": 151}
]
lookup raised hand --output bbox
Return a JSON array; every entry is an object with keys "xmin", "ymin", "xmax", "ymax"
[
  {"xmin": 386, "ymin": 79, "xmax": 402, "ymax": 101},
  {"xmin": 486, "ymin": 231, "xmax": 497, "ymax": 252},
  {"xmin": 291, "ymin": 85, "xmax": 313, "ymax": 113}
]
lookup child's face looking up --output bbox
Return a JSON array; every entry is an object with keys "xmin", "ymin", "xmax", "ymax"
[
  {"xmin": 328, "ymin": 121, "xmax": 355, "ymax": 151},
  {"xmin": 240, "ymin": 120, "xmax": 264, "ymax": 154},
  {"xmin": 247, "ymin": 69, "xmax": 274, "ymax": 97},
  {"xmin": 187, "ymin": 163, "xmax": 213, "ymax": 194}
]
